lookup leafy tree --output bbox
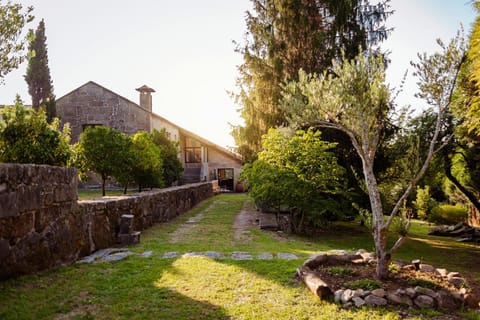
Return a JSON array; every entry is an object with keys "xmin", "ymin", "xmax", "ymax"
[
  {"xmin": 281, "ymin": 34, "xmax": 465, "ymax": 278},
  {"xmin": 0, "ymin": 99, "xmax": 71, "ymax": 165},
  {"xmin": 130, "ymin": 131, "xmax": 164, "ymax": 191},
  {"xmin": 0, "ymin": 1, "xmax": 34, "ymax": 83},
  {"xmin": 241, "ymin": 128, "xmax": 348, "ymax": 232},
  {"xmin": 76, "ymin": 126, "xmax": 132, "ymax": 196},
  {"xmin": 151, "ymin": 128, "xmax": 183, "ymax": 186},
  {"xmin": 25, "ymin": 18, "xmax": 54, "ymax": 116},
  {"xmin": 232, "ymin": 0, "xmax": 392, "ymax": 159}
]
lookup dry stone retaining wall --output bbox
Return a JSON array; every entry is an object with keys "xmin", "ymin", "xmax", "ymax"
[{"xmin": 0, "ymin": 163, "xmax": 217, "ymax": 280}]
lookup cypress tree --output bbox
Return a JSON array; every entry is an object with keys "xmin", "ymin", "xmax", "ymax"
[
  {"xmin": 25, "ymin": 19, "xmax": 54, "ymax": 118},
  {"xmin": 232, "ymin": 0, "xmax": 392, "ymax": 160}
]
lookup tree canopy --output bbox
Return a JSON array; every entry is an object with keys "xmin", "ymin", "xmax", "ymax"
[
  {"xmin": 231, "ymin": 0, "xmax": 391, "ymax": 160},
  {"xmin": 0, "ymin": 1, "xmax": 34, "ymax": 83}
]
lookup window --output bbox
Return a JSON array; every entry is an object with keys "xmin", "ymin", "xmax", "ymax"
[{"xmin": 185, "ymin": 147, "xmax": 201, "ymax": 163}]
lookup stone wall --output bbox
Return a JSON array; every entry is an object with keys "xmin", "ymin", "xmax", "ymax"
[{"xmin": 0, "ymin": 163, "xmax": 217, "ymax": 280}]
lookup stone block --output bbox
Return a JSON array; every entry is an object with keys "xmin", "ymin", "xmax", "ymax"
[
  {"xmin": 364, "ymin": 294, "xmax": 387, "ymax": 306},
  {"xmin": 0, "ymin": 192, "xmax": 18, "ymax": 217},
  {"xmin": 414, "ymin": 294, "xmax": 435, "ymax": 308}
]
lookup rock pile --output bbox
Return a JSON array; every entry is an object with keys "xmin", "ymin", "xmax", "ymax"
[{"xmin": 297, "ymin": 250, "xmax": 480, "ymax": 311}]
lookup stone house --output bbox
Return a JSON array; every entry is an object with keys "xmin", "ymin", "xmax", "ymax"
[{"xmin": 56, "ymin": 81, "xmax": 243, "ymax": 191}]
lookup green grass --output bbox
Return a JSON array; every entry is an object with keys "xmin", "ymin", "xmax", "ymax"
[
  {"xmin": 77, "ymin": 189, "xmax": 140, "ymax": 200},
  {"xmin": 1, "ymin": 193, "xmax": 479, "ymax": 319}
]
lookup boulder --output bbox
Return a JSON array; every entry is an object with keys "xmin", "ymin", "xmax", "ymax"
[
  {"xmin": 341, "ymin": 289, "xmax": 355, "ymax": 303},
  {"xmin": 414, "ymin": 286, "xmax": 438, "ymax": 299},
  {"xmin": 364, "ymin": 294, "xmax": 388, "ymax": 306},
  {"xmin": 371, "ymin": 288, "xmax": 386, "ymax": 298},
  {"xmin": 436, "ymin": 290, "xmax": 461, "ymax": 310},
  {"xmin": 387, "ymin": 293, "xmax": 413, "ymax": 307},
  {"xmin": 352, "ymin": 296, "xmax": 366, "ymax": 307},
  {"xmin": 448, "ymin": 277, "xmax": 466, "ymax": 289},
  {"xmin": 414, "ymin": 295, "xmax": 435, "ymax": 308}
]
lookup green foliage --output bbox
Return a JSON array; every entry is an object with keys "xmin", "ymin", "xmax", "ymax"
[
  {"xmin": 344, "ymin": 279, "xmax": 381, "ymax": 290},
  {"xmin": 151, "ymin": 128, "xmax": 183, "ymax": 186},
  {"xmin": 428, "ymin": 204, "xmax": 468, "ymax": 225},
  {"xmin": 413, "ymin": 185, "xmax": 437, "ymax": 219},
  {"xmin": 25, "ymin": 19, "xmax": 54, "ymax": 111},
  {"xmin": 0, "ymin": 102, "xmax": 71, "ymax": 165},
  {"xmin": 0, "ymin": 1, "xmax": 34, "ymax": 82},
  {"xmin": 232, "ymin": 0, "xmax": 392, "ymax": 159},
  {"xmin": 406, "ymin": 279, "xmax": 441, "ymax": 290},
  {"xmin": 130, "ymin": 131, "xmax": 164, "ymax": 191},
  {"xmin": 241, "ymin": 128, "xmax": 349, "ymax": 232},
  {"xmin": 75, "ymin": 126, "xmax": 132, "ymax": 196},
  {"xmin": 327, "ymin": 266, "xmax": 354, "ymax": 276}
]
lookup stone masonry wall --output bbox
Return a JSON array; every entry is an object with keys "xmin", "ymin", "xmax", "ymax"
[{"xmin": 0, "ymin": 163, "xmax": 217, "ymax": 280}]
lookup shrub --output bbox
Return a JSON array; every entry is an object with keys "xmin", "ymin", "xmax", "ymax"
[
  {"xmin": 344, "ymin": 279, "xmax": 381, "ymax": 291},
  {"xmin": 327, "ymin": 267, "xmax": 354, "ymax": 276},
  {"xmin": 428, "ymin": 204, "xmax": 468, "ymax": 225}
]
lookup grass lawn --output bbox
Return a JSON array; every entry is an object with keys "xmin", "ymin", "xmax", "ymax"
[
  {"xmin": 77, "ymin": 189, "xmax": 140, "ymax": 200},
  {"xmin": 1, "ymin": 193, "xmax": 479, "ymax": 319}
]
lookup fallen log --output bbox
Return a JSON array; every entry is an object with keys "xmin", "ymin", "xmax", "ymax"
[
  {"xmin": 303, "ymin": 253, "xmax": 364, "ymax": 269},
  {"xmin": 297, "ymin": 266, "xmax": 332, "ymax": 299}
]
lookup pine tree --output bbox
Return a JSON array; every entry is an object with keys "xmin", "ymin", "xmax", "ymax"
[
  {"xmin": 232, "ymin": 0, "xmax": 391, "ymax": 160},
  {"xmin": 25, "ymin": 19, "xmax": 54, "ymax": 115}
]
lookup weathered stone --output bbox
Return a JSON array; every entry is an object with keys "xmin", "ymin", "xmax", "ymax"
[
  {"xmin": 402, "ymin": 264, "xmax": 416, "ymax": 271},
  {"xmin": 0, "ymin": 238, "xmax": 10, "ymax": 262},
  {"xmin": 353, "ymin": 289, "xmax": 365, "ymax": 298},
  {"xmin": 0, "ymin": 192, "xmax": 18, "ymax": 218},
  {"xmin": 414, "ymin": 286, "xmax": 438, "ymax": 298},
  {"xmin": 436, "ymin": 268, "xmax": 448, "ymax": 277},
  {"xmin": 163, "ymin": 252, "xmax": 178, "ymax": 259},
  {"xmin": 405, "ymin": 287, "xmax": 417, "ymax": 298},
  {"xmin": 102, "ymin": 251, "xmax": 132, "ymax": 262},
  {"xmin": 436, "ymin": 290, "xmax": 461, "ymax": 310},
  {"xmin": 257, "ymin": 253, "xmax": 273, "ymax": 260},
  {"xmin": 277, "ymin": 253, "xmax": 298, "ymax": 260},
  {"xmin": 448, "ymin": 277, "xmax": 466, "ymax": 289},
  {"xmin": 464, "ymin": 293, "xmax": 480, "ymax": 309},
  {"xmin": 414, "ymin": 294, "xmax": 435, "ymax": 308},
  {"xmin": 364, "ymin": 294, "xmax": 388, "ymax": 306},
  {"xmin": 447, "ymin": 272, "xmax": 461, "ymax": 280},
  {"xmin": 419, "ymin": 263, "xmax": 436, "ymax": 273},
  {"xmin": 232, "ymin": 252, "xmax": 253, "ymax": 260},
  {"xmin": 352, "ymin": 296, "xmax": 366, "ymax": 307},
  {"xmin": 141, "ymin": 251, "xmax": 153, "ymax": 258},
  {"xmin": 204, "ymin": 251, "xmax": 223, "ymax": 259},
  {"xmin": 371, "ymin": 288, "xmax": 386, "ymax": 298},
  {"xmin": 334, "ymin": 289, "xmax": 344, "ymax": 303},
  {"xmin": 118, "ymin": 231, "xmax": 141, "ymax": 245},
  {"xmin": 387, "ymin": 293, "xmax": 413, "ymax": 306},
  {"xmin": 341, "ymin": 289, "xmax": 355, "ymax": 303}
]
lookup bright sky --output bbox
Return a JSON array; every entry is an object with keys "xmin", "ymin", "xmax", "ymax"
[{"xmin": 0, "ymin": 1, "xmax": 476, "ymax": 149}]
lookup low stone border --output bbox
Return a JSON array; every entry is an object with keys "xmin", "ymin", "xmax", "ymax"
[
  {"xmin": 297, "ymin": 249, "xmax": 480, "ymax": 311},
  {"xmin": 77, "ymin": 249, "xmax": 304, "ymax": 264}
]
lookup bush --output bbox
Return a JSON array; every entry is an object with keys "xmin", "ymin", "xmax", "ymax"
[
  {"xmin": 0, "ymin": 102, "xmax": 71, "ymax": 165},
  {"xmin": 428, "ymin": 204, "xmax": 468, "ymax": 225}
]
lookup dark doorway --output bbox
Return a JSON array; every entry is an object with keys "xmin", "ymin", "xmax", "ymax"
[{"xmin": 217, "ymin": 168, "xmax": 234, "ymax": 191}]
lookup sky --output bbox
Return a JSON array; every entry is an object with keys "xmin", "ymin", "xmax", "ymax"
[{"xmin": 0, "ymin": 1, "xmax": 476, "ymax": 149}]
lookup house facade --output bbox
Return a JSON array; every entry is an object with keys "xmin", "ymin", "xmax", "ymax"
[{"xmin": 56, "ymin": 81, "xmax": 243, "ymax": 190}]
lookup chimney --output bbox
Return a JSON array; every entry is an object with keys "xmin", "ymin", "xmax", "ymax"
[{"xmin": 135, "ymin": 85, "xmax": 155, "ymax": 112}]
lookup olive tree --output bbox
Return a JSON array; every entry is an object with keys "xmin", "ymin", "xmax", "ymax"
[{"xmin": 282, "ymin": 35, "xmax": 465, "ymax": 278}]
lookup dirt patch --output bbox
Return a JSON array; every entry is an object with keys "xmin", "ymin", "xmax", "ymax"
[
  {"xmin": 54, "ymin": 291, "xmax": 100, "ymax": 320},
  {"xmin": 233, "ymin": 200, "xmax": 258, "ymax": 242}
]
